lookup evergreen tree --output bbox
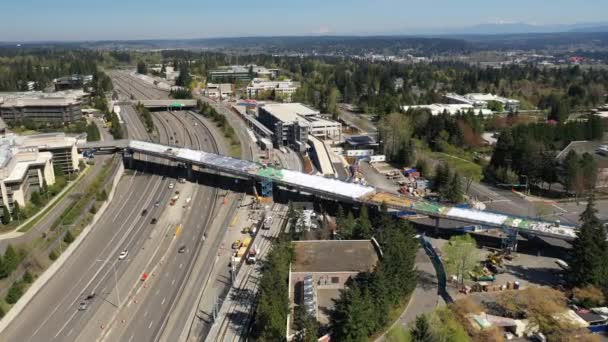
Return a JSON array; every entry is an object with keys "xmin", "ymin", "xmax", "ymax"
[
  {"xmin": 12, "ymin": 202, "xmax": 21, "ymax": 222},
  {"xmin": 294, "ymin": 306, "xmax": 319, "ymax": 342},
  {"xmin": 446, "ymin": 172, "xmax": 464, "ymax": 203},
  {"xmin": 0, "ymin": 255, "xmax": 7, "ymax": 279},
  {"xmin": 410, "ymin": 315, "xmax": 434, "ymax": 342},
  {"xmin": 569, "ymin": 194, "xmax": 607, "ymax": 286},
  {"xmin": 354, "ymin": 206, "xmax": 372, "ymax": 239},
  {"xmin": 4, "ymin": 245, "xmax": 19, "ymax": 274},
  {"xmin": 331, "ymin": 285, "xmax": 376, "ymax": 341},
  {"xmin": 341, "ymin": 212, "xmax": 357, "ymax": 239},
  {"xmin": 1, "ymin": 206, "xmax": 10, "ymax": 225},
  {"xmin": 30, "ymin": 191, "xmax": 42, "ymax": 207}
]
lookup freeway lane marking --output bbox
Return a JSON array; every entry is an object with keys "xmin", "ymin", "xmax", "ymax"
[
  {"xmin": 172, "ymin": 279, "xmax": 176, "ymax": 285},
  {"xmin": 148, "ymin": 320, "xmax": 154, "ymax": 329},
  {"xmin": 162, "ymin": 297, "xmax": 166, "ymax": 305},
  {"xmin": 552, "ymin": 203, "xmax": 567, "ymax": 212},
  {"xmin": 25, "ymin": 174, "xmax": 156, "ymax": 341}
]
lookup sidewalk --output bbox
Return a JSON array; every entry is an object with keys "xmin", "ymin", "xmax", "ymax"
[
  {"xmin": 377, "ymin": 247, "xmax": 444, "ymax": 341},
  {"xmin": 0, "ymin": 163, "xmax": 92, "ymax": 241}
]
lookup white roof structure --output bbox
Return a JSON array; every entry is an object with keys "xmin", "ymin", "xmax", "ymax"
[
  {"xmin": 402, "ymin": 104, "xmax": 493, "ymax": 116},
  {"xmin": 465, "ymin": 93, "xmax": 520, "ymax": 105},
  {"xmin": 247, "ymin": 78, "xmax": 298, "ymax": 91},
  {"xmin": 261, "ymin": 103, "xmax": 320, "ymax": 124}
]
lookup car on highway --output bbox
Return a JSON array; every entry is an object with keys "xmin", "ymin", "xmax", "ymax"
[
  {"xmin": 85, "ymin": 292, "xmax": 96, "ymax": 301},
  {"xmin": 178, "ymin": 245, "xmax": 186, "ymax": 253},
  {"xmin": 168, "ymin": 183, "xmax": 175, "ymax": 189},
  {"xmin": 141, "ymin": 209, "xmax": 148, "ymax": 216},
  {"xmin": 194, "ymin": 122, "xmax": 198, "ymax": 126},
  {"xmin": 178, "ymin": 178, "xmax": 186, "ymax": 184},
  {"xmin": 78, "ymin": 302, "xmax": 87, "ymax": 311},
  {"xmin": 151, "ymin": 218, "xmax": 158, "ymax": 224},
  {"xmin": 118, "ymin": 250, "xmax": 128, "ymax": 260},
  {"xmin": 232, "ymin": 240, "xmax": 241, "ymax": 249},
  {"xmin": 154, "ymin": 200, "xmax": 160, "ymax": 207}
]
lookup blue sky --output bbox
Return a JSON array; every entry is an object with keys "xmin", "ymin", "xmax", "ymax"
[{"xmin": 1, "ymin": 0, "xmax": 606, "ymax": 41}]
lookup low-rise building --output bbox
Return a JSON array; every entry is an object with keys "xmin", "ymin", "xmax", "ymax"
[
  {"xmin": 287, "ymin": 240, "xmax": 381, "ymax": 338},
  {"xmin": 204, "ymin": 83, "xmax": 233, "ymax": 100},
  {"xmin": 0, "ymin": 98, "xmax": 83, "ymax": 124},
  {"xmin": 246, "ymin": 78, "xmax": 299, "ymax": 102},
  {"xmin": 0, "ymin": 135, "xmax": 56, "ymax": 217},
  {"xmin": 444, "ymin": 92, "xmax": 520, "ymax": 112},
  {"xmin": 209, "ymin": 65, "xmax": 279, "ymax": 81},
  {"xmin": 402, "ymin": 103, "xmax": 493, "ymax": 116},
  {"xmin": 557, "ymin": 141, "xmax": 608, "ymax": 188},
  {"xmin": 53, "ymin": 74, "xmax": 93, "ymax": 91},
  {"xmin": 258, "ymin": 103, "xmax": 342, "ymax": 151}
]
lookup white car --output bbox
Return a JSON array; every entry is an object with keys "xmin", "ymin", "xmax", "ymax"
[
  {"xmin": 168, "ymin": 183, "xmax": 175, "ymax": 189},
  {"xmin": 118, "ymin": 250, "xmax": 128, "ymax": 260}
]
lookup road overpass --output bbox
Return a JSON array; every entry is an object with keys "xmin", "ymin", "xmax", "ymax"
[{"xmin": 102, "ymin": 139, "xmax": 578, "ymax": 241}]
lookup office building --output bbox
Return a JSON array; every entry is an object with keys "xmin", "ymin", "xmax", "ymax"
[
  {"xmin": 209, "ymin": 65, "xmax": 279, "ymax": 81},
  {"xmin": 0, "ymin": 97, "xmax": 83, "ymax": 124},
  {"xmin": 246, "ymin": 78, "xmax": 299, "ymax": 102},
  {"xmin": 0, "ymin": 135, "xmax": 56, "ymax": 217},
  {"xmin": 15, "ymin": 133, "xmax": 80, "ymax": 174},
  {"xmin": 204, "ymin": 83, "xmax": 233, "ymax": 100},
  {"xmin": 258, "ymin": 103, "xmax": 342, "ymax": 151},
  {"xmin": 53, "ymin": 74, "xmax": 93, "ymax": 91}
]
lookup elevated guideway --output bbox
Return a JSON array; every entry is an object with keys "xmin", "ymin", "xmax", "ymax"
[
  {"xmin": 124, "ymin": 140, "xmax": 578, "ymax": 241},
  {"xmin": 138, "ymin": 100, "xmax": 197, "ymax": 111}
]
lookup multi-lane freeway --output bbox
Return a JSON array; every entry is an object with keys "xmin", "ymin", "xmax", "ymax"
[{"xmin": 0, "ymin": 70, "xmax": 230, "ymax": 342}]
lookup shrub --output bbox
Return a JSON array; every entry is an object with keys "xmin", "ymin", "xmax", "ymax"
[
  {"xmin": 6, "ymin": 281, "xmax": 24, "ymax": 304},
  {"xmin": 49, "ymin": 250, "xmax": 58, "ymax": 261},
  {"xmin": 22, "ymin": 270, "xmax": 33, "ymax": 284}
]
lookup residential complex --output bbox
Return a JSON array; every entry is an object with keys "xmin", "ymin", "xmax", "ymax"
[
  {"xmin": 444, "ymin": 92, "xmax": 521, "ymax": 112},
  {"xmin": 0, "ymin": 135, "xmax": 56, "ymax": 216},
  {"xmin": 209, "ymin": 65, "xmax": 279, "ymax": 81},
  {"xmin": 258, "ymin": 103, "xmax": 342, "ymax": 151},
  {"xmin": 204, "ymin": 83, "xmax": 233, "ymax": 100},
  {"xmin": 246, "ymin": 78, "xmax": 299, "ymax": 102}
]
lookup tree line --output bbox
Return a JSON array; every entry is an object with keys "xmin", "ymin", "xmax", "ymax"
[{"xmin": 487, "ymin": 117, "xmax": 604, "ymax": 192}]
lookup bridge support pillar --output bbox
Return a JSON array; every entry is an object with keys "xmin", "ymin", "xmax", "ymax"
[
  {"xmin": 186, "ymin": 162, "xmax": 192, "ymax": 179},
  {"xmin": 434, "ymin": 217, "xmax": 440, "ymax": 235}
]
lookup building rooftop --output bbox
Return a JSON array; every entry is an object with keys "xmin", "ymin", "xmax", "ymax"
[
  {"xmin": 291, "ymin": 240, "xmax": 379, "ymax": 273},
  {"xmin": 1, "ymin": 97, "xmax": 80, "ymax": 108},
  {"xmin": 0, "ymin": 89, "xmax": 88, "ymax": 103},
  {"xmin": 402, "ymin": 104, "xmax": 493, "ymax": 116},
  {"xmin": 557, "ymin": 140, "xmax": 608, "ymax": 168},
  {"xmin": 261, "ymin": 103, "xmax": 320, "ymax": 124},
  {"xmin": 248, "ymin": 78, "xmax": 297, "ymax": 89},
  {"xmin": 345, "ymin": 134, "xmax": 378, "ymax": 147}
]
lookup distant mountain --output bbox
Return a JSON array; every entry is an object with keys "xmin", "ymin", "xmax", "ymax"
[{"xmin": 410, "ymin": 21, "xmax": 608, "ymax": 36}]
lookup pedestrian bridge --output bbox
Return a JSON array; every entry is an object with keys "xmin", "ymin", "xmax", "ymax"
[{"xmin": 87, "ymin": 139, "xmax": 579, "ymax": 241}]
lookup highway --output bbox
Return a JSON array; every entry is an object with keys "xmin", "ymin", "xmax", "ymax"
[{"xmin": 0, "ymin": 70, "xmax": 225, "ymax": 342}]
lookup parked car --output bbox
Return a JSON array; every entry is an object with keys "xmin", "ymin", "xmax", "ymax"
[{"xmin": 232, "ymin": 240, "xmax": 241, "ymax": 249}]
